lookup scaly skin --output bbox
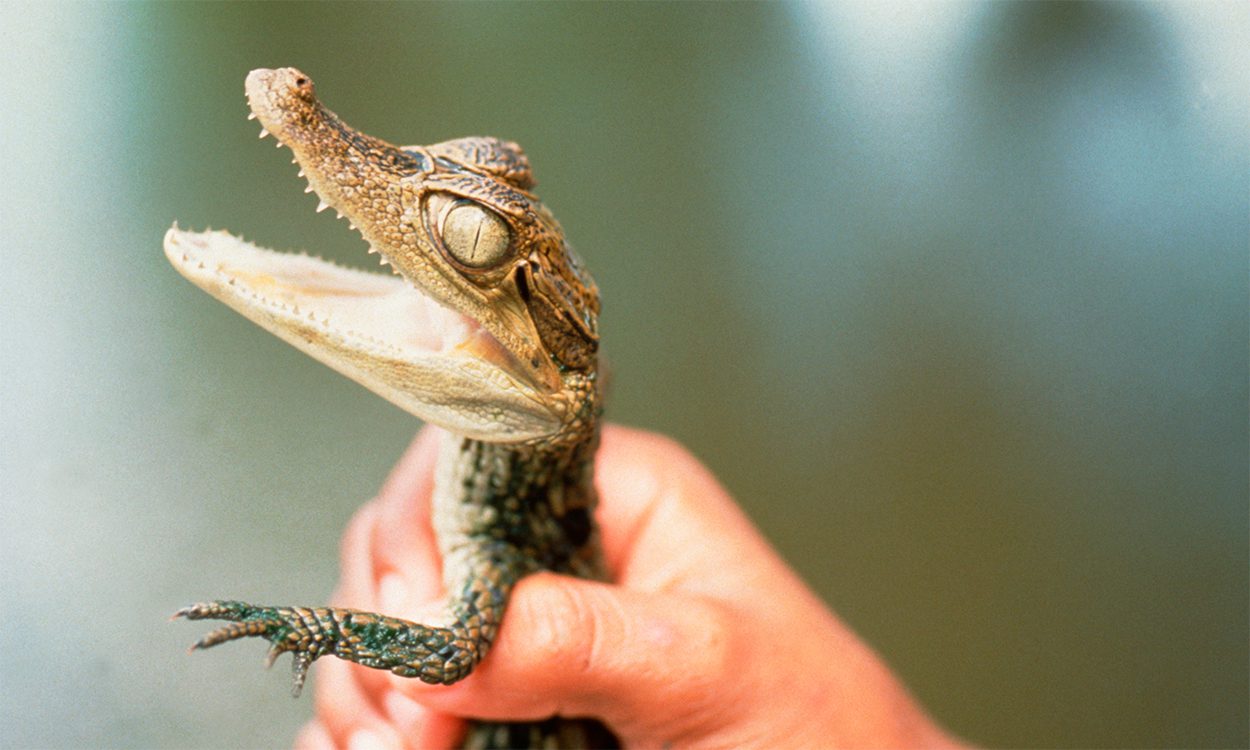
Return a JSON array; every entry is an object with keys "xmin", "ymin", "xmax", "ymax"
[{"xmin": 168, "ymin": 68, "xmax": 614, "ymax": 748}]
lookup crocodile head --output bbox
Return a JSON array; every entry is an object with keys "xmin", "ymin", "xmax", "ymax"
[{"xmin": 165, "ymin": 68, "xmax": 599, "ymax": 443}]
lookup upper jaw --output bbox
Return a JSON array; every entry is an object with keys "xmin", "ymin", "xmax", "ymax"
[
  {"xmin": 244, "ymin": 68, "xmax": 365, "ymax": 163},
  {"xmin": 244, "ymin": 68, "xmax": 302, "ymax": 139},
  {"xmin": 243, "ymin": 68, "xmax": 419, "ymax": 219}
]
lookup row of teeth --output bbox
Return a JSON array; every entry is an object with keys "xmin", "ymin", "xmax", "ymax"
[
  {"xmin": 170, "ymin": 231, "xmax": 408, "ymax": 359},
  {"xmin": 249, "ymin": 105, "xmax": 400, "ymax": 275},
  {"xmin": 241, "ymin": 280, "xmax": 407, "ymax": 357}
]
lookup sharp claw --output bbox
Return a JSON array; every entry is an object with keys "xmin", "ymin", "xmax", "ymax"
[
  {"xmin": 190, "ymin": 619, "xmax": 277, "ymax": 651},
  {"xmin": 265, "ymin": 643, "xmax": 285, "ymax": 669},
  {"xmin": 172, "ymin": 601, "xmax": 216, "ymax": 620},
  {"xmin": 172, "ymin": 601, "xmax": 222, "ymax": 620},
  {"xmin": 188, "ymin": 634, "xmax": 217, "ymax": 653},
  {"xmin": 173, "ymin": 600, "xmax": 253, "ymax": 622},
  {"xmin": 291, "ymin": 652, "xmax": 312, "ymax": 698},
  {"xmin": 172, "ymin": 599, "xmax": 328, "ymax": 698}
]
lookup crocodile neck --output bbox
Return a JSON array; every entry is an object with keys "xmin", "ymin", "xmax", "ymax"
[{"xmin": 434, "ymin": 418, "xmax": 606, "ymax": 589}]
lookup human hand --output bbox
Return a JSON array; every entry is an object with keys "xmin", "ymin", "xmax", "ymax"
[{"xmin": 295, "ymin": 425, "xmax": 963, "ymax": 749}]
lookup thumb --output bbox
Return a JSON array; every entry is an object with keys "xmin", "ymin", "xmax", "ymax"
[{"xmin": 394, "ymin": 572, "xmax": 739, "ymax": 742}]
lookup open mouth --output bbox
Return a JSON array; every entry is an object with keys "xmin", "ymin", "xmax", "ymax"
[
  {"xmin": 163, "ymin": 224, "xmax": 563, "ymax": 441},
  {"xmin": 162, "ymin": 226, "xmax": 505, "ymax": 367},
  {"xmin": 163, "ymin": 68, "xmax": 573, "ymax": 442}
]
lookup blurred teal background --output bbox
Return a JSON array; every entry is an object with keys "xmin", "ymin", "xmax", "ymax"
[{"xmin": 1, "ymin": 2, "xmax": 1246, "ymax": 747}]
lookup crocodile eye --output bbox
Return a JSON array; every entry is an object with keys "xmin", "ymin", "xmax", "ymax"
[{"xmin": 440, "ymin": 202, "xmax": 512, "ymax": 269}]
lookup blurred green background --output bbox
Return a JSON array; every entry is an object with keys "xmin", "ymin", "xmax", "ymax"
[{"xmin": 1, "ymin": 2, "xmax": 1246, "ymax": 747}]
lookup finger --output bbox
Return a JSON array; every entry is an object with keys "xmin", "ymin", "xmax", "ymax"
[
  {"xmin": 372, "ymin": 427, "xmax": 445, "ymax": 607},
  {"xmin": 382, "ymin": 690, "xmax": 466, "ymax": 750},
  {"xmin": 329, "ymin": 498, "xmax": 411, "ymax": 703},
  {"xmin": 376, "ymin": 425, "xmax": 441, "ymax": 507},
  {"xmin": 331, "ymin": 435, "xmax": 447, "ymax": 704},
  {"xmin": 294, "ymin": 720, "xmax": 334, "ymax": 750},
  {"xmin": 313, "ymin": 656, "xmax": 400, "ymax": 750},
  {"xmin": 316, "ymin": 539, "xmax": 409, "ymax": 750},
  {"xmin": 388, "ymin": 573, "xmax": 740, "ymax": 742},
  {"xmin": 373, "ymin": 427, "xmax": 444, "ymax": 602},
  {"xmin": 342, "ymin": 727, "xmax": 403, "ymax": 750},
  {"xmin": 334, "ymin": 424, "xmax": 437, "ymax": 602},
  {"xmin": 335, "ymin": 500, "xmax": 383, "ymax": 608},
  {"xmin": 595, "ymin": 425, "xmax": 785, "ymax": 599},
  {"xmin": 313, "ymin": 648, "xmax": 464, "ymax": 750}
]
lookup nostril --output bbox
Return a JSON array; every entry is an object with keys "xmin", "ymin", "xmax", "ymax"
[{"xmin": 295, "ymin": 78, "xmax": 307, "ymax": 86}]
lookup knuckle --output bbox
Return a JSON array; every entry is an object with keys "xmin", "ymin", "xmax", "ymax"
[
  {"xmin": 632, "ymin": 432, "xmax": 724, "ymax": 507},
  {"xmin": 524, "ymin": 578, "xmax": 595, "ymax": 662},
  {"xmin": 512, "ymin": 577, "xmax": 620, "ymax": 686},
  {"xmin": 669, "ymin": 598, "xmax": 736, "ymax": 701},
  {"xmin": 637, "ymin": 431, "xmax": 702, "ymax": 477},
  {"xmin": 606, "ymin": 426, "xmax": 699, "ymax": 482}
]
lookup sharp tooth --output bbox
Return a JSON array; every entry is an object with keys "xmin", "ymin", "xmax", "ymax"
[
  {"xmin": 348, "ymin": 221, "xmax": 357, "ymax": 230},
  {"xmin": 297, "ymin": 169, "xmax": 305, "ymax": 177},
  {"xmin": 247, "ymin": 113, "xmax": 257, "ymax": 120},
  {"xmin": 304, "ymin": 185, "xmax": 314, "ymax": 193},
  {"xmin": 335, "ymin": 211, "xmax": 343, "ymax": 219},
  {"xmin": 258, "ymin": 128, "xmax": 269, "ymax": 138},
  {"xmin": 317, "ymin": 200, "xmax": 329, "ymax": 213},
  {"xmin": 275, "ymin": 141, "xmax": 283, "ymax": 148}
]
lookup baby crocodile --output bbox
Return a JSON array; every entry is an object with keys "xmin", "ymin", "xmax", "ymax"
[{"xmin": 167, "ymin": 67, "xmax": 615, "ymax": 749}]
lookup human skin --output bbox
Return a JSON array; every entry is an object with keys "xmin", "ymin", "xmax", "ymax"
[{"xmin": 294, "ymin": 425, "xmax": 965, "ymax": 750}]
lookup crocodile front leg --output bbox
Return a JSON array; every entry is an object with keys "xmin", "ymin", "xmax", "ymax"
[{"xmin": 175, "ymin": 540, "xmax": 527, "ymax": 696}]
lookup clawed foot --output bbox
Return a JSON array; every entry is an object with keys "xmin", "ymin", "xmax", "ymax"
[
  {"xmin": 175, "ymin": 598, "xmax": 481, "ymax": 693},
  {"xmin": 173, "ymin": 600, "xmax": 332, "ymax": 697}
]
